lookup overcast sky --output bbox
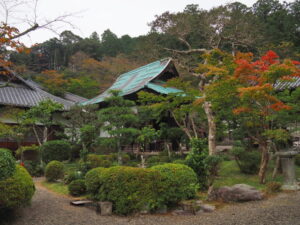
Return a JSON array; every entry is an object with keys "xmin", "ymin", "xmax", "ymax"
[{"xmin": 12, "ymin": 0, "xmax": 293, "ymax": 45}]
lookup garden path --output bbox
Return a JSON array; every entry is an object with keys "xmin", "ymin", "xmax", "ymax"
[{"xmin": 7, "ymin": 179, "xmax": 300, "ymax": 225}]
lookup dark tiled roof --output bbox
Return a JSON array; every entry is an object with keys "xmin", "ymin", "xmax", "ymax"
[
  {"xmin": 63, "ymin": 92, "xmax": 88, "ymax": 103},
  {"xmin": 0, "ymin": 68, "xmax": 75, "ymax": 109},
  {"xmin": 274, "ymin": 77, "xmax": 300, "ymax": 91}
]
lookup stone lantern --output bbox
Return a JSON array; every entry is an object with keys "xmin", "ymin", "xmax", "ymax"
[{"xmin": 276, "ymin": 148, "xmax": 300, "ymax": 190}]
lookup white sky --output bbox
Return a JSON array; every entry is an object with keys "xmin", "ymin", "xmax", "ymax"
[{"xmin": 12, "ymin": 0, "xmax": 293, "ymax": 45}]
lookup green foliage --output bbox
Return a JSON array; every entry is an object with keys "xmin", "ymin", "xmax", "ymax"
[
  {"xmin": 64, "ymin": 171, "xmax": 84, "ymax": 184},
  {"xmin": 147, "ymin": 155, "xmax": 171, "ymax": 166},
  {"xmin": 98, "ymin": 90, "xmax": 139, "ymax": 164},
  {"xmin": 0, "ymin": 165, "xmax": 35, "ymax": 209},
  {"xmin": 295, "ymin": 155, "xmax": 300, "ymax": 167},
  {"xmin": 172, "ymin": 159, "xmax": 186, "ymax": 165},
  {"xmin": 266, "ymin": 181, "xmax": 282, "ymax": 194},
  {"xmin": 86, "ymin": 164, "xmax": 198, "ymax": 215},
  {"xmin": 41, "ymin": 140, "xmax": 71, "ymax": 163},
  {"xmin": 45, "ymin": 161, "xmax": 64, "ymax": 182},
  {"xmin": 86, "ymin": 166, "xmax": 161, "ymax": 215},
  {"xmin": 0, "ymin": 148, "xmax": 16, "ymax": 181},
  {"xmin": 68, "ymin": 179, "xmax": 86, "ymax": 196},
  {"xmin": 231, "ymin": 144, "xmax": 261, "ymax": 174},
  {"xmin": 185, "ymin": 139, "xmax": 209, "ymax": 188},
  {"xmin": 85, "ymin": 167, "xmax": 107, "ymax": 195},
  {"xmin": 86, "ymin": 154, "xmax": 112, "ymax": 169},
  {"xmin": 151, "ymin": 163, "xmax": 198, "ymax": 205},
  {"xmin": 16, "ymin": 145, "xmax": 40, "ymax": 161},
  {"xmin": 137, "ymin": 126, "xmax": 160, "ymax": 151},
  {"xmin": 23, "ymin": 161, "xmax": 44, "ymax": 177}
]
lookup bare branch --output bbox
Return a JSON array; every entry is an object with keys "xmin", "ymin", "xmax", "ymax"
[{"xmin": 164, "ymin": 47, "xmax": 210, "ymax": 54}]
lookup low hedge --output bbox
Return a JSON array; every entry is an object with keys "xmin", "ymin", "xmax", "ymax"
[
  {"xmin": 41, "ymin": 140, "xmax": 71, "ymax": 163},
  {"xmin": 0, "ymin": 148, "xmax": 16, "ymax": 181},
  {"xmin": 86, "ymin": 166, "xmax": 161, "ymax": 215},
  {"xmin": 0, "ymin": 165, "xmax": 35, "ymax": 209},
  {"xmin": 45, "ymin": 161, "xmax": 64, "ymax": 182},
  {"xmin": 85, "ymin": 164, "xmax": 198, "ymax": 215},
  {"xmin": 16, "ymin": 145, "xmax": 40, "ymax": 161}
]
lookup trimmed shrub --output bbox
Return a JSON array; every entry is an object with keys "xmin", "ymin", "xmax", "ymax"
[
  {"xmin": 23, "ymin": 160, "xmax": 44, "ymax": 177},
  {"xmin": 85, "ymin": 167, "xmax": 107, "ymax": 195},
  {"xmin": 185, "ymin": 138, "xmax": 209, "ymax": 187},
  {"xmin": 295, "ymin": 154, "xmax": 300, "ymax": 167},
  {"xmin": 152, "ymin": 163, "xmax": 198, "ymax": 205},
  {"xmin": 41, "ymin": 140, "xmax": 71, "ymax": 163},
  {"xmin": 68, "ymin": 179, "xmax": 86, "ymax": 196},
  {"xmin": 64, "ymin": 171, "xmax": 83, "ymax": 184},
  {"xmin": 16, "ymin": 145, "xmax": 40, "ymax": 161},
  {"xmin": 86, "ymin": 154, "xmax": 112, "ymax": 169},
  {"xmin": 86, "ymin": 166, "xmax": 161, "ymax": 215},
  {"xmin": 0, "ymin": 165, "xmax": 35, "ymax": 209},
  {"xmin": 0, "ymin": 148, "xmax": 16, "ymax": 181},
  {"xmin": 266, "ymin": 182, "xmax": 282, "ymax": 194},
  {"xmin": 45, "ymin": 161, "xmax": 64, "ymax": 182},
  {"xmin": 172, "ymin": 159, "xmax": 186, "ymax": 165},
  {"xmin": 86, "ymin": 165, "xmax": 199, "ymax": 215}
]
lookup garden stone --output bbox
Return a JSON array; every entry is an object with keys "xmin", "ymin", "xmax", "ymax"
[
  {"xmin": 100, "ymin": 202, "xmax": 112, "ymax": 216},
  {"xmin": 209, "ymin": 184, "xmax": 263, "ymax": 202},
  {"xmin": 171, "ymin": 209, "xmax": 194, "ymax": 216},
  {"xmin": 200, "ymin": 204, "xmax": 215, "ymax": 213},
  {"xmin": 155, "ymin": 205, "xmax": 168, "ymax": 214}
]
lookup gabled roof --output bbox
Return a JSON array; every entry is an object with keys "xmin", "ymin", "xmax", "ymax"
[
  {"xmin": 0, "ymin": 67, "xmax": 75, "ymax": 109},
  {"xmin": 81, "ymin": 58, "xmax": 181, "ymax": 105}
]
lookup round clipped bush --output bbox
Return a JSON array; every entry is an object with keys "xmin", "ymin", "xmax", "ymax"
[
  {"xmin": 0, "ymin": 148, "xmax": 16, "ymax": 181},
  {"xmin": 86, "ymin": 166, "xmax": 161, "ymax": 215},
  {"xmin": 152, "ymin": 163, "xmax": 198, "ymax": 205},
  {"xmin": 41, "ymin": 140, "xmax": 71, "ymax": 163},
  {"xmin": 45, "ymin": 161, "xmax": 64, "ymax": 182},
  {"xmin": 68, "ymin": 179, "xmax": 86, "ymax": 196},
  {"xmin": 85, "ymin": 167, "xmax": 107, "ymax": 195},
  {"xmin": 0, "ymin": 165, "xmax": 35, "ymax": 209}
]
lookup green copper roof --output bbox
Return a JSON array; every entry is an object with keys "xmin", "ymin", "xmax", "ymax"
[
  {"xmin": 146, "ymin": 83, "xmax": 182, "ymax": 94},
  {"xmin": 81, "ymin": 58, "xmax": 178, "ymax": 105}
]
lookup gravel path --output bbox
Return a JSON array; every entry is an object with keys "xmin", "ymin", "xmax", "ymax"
[{"xmin": 4, "ymin": 179, "xmax": 300, "ymax": 225}]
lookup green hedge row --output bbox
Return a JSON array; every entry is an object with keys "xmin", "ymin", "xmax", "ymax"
[{"xmin": 85, "ymin": 163, "xmax": 198, "ymax": 215}]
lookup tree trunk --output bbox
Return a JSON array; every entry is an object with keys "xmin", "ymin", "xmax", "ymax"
[
  {"xmin": 203, "ymin": 101, "xmax": 216, "ymax": 155},
  {"xmin": 258, "ymin": 143, "xmax": 269, "ymax": 184},
  {"xmin": 32, "ymin": 126, "xmax": 42, "ymax": 146},
  {"xmin": 272, "ymin": 156, "xmax": 281, "ymax": 179}
]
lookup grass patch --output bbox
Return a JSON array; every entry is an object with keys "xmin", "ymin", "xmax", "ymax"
[
  {"xmin": 41, "ymin": 181, "xmax": 69, "ymax": 196},
  {"xmin": 214, "ymin": 160, "xmax": 300, "ymax": 190}
]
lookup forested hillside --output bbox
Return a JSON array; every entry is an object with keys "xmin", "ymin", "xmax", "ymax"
[{"xmin": 9, "ymin": 0, "xmax": 300, "ymax": 98}]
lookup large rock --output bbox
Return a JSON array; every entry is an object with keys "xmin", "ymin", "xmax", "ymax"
[{"xmin": 209, "ymin": 184, "xmax": 264, "ymax": 202}]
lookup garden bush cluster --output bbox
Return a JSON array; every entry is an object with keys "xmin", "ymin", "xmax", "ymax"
[
  {"xmin": 41, "ymin": 140, "xmax": 71, "ymax": 163},
  {"xmin": 85, "ymin": 163, "xmax": 198, "ymax": 215}
]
